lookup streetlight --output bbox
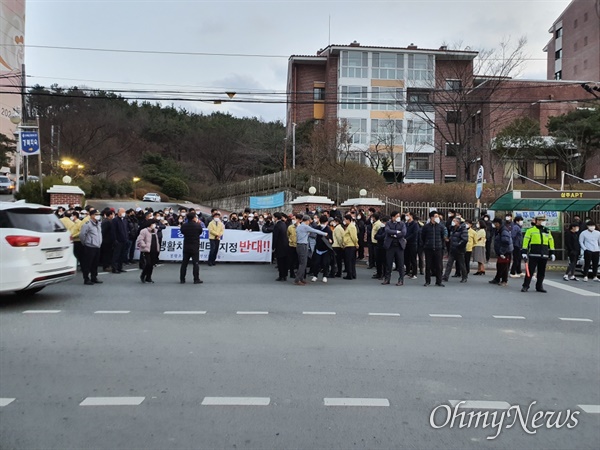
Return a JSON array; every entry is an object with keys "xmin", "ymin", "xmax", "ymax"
[
  {"xmin": 9, "ymin": 113, "xmax": 21, "ymax": 194},
  {"xmin": 359, "ymin": 189, "xmax": 367, "ymax": 197},
  {"xmin": 132, "ymin": 177, "xmax": 141, "ymax": 200}
]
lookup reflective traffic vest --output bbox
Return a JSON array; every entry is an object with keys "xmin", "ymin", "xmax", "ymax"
[{"xmin": 522, "ymin": 226, "xmax": 555, "ymax": 258}]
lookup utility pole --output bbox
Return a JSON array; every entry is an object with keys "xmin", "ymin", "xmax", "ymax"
[{"xmin": 292, "ymin": 123, "xmax": 297, "ymax": 170}]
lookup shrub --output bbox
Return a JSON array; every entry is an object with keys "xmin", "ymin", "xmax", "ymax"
[
  {"xmin": 14, "ymin": 175, "xmax": 64, "ymax": 205},
  {"xmin": 162, "ymin": 177, "xmax": 189, "ymax": 199}
]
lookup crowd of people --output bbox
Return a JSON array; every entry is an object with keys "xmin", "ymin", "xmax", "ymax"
[{"xmin": 54, "ymin": 203, "xmax": 600, "ymax": 291}]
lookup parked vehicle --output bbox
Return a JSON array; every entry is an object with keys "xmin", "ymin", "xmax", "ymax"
[
  {"xmin": 142, "ymin": 192, "xmax": 161, "ymax": 202},
  {"xmin": 18, "ymin": 175, "xmax": 40, "ymax": 187},
  {"xmin": 0, "ymin": 201, "xmax": 76, "ymax": 295},
  {"xmin": 0, "ymin": 176, "xmax": 14, "ymax": 194}
]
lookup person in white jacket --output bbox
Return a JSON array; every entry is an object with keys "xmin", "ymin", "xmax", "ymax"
[{"xmin": 579, "ymin": 221, "xmax": 600, "ymax": 281}]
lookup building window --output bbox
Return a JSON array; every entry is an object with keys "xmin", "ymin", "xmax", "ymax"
[
  {"xmin": 584, "ymin": 36, "xmax": 588, "ymax": 46},
  {"xmin": 407, "ymin": 54, "xmax": 434, "ymax": 81},
  {"xmin": 503, "ymin": 160, "xmax": 527, "ymax": 178},
  {"xmin": 555, "ymin": 49, "xmax": 562, "ymax": 60},
  {"xmin": 445, "ymin": 79, "xmax": 462, "ymax": 91},
  {"xmin": 470, "ymin": 111, "xmax": 482, "ymax": 134},
  {"xmin": 341, "ymin": 51, "xmax": 368, "ymax": 78},
  {"xmin": 445, "ymin": 142, "xmax": 461, "ymax": 157},
  {"xmin": 555, "ymin": 27, "xmax": 563, "ymax": 38},
  {"xmin": 407, "ymin": 154, "xmax": 431, "ymax": 171},
  {"xmin": 446, "ymin": 110, "xmax": 461, "ymax": 124},
  {"xmin": 406, "ymin": 88, "xmax": 433, "ymax": 111},
  {"xmin": 444, "ymin": 175, "xmax": 457, "ymax": 183},
  {"xmin": 340, "ymin": 86, "xmax": 368, "ymax": 110},
  {"xmin": 407, "ymin": 120, "xmax": 433, "ymax": 146},
  {"xmin": 371, "ymin": 119, "xmax": 403, "ymax": 143},
  {"xmin": 372, "ymin": 53, "xmax": 404, "ymax": 80},
  {"xmin": 554, "ymin": 71, "xmax": 562, "ymax": 80},
  {"xmin": 534, "ymin": 162, "xmax": 557, "ymax": 180},
  {"xmin": 372, "ymin": 87, "xmax": 404, "ymax": 111},
  {"xmin": 313, "ymin": 87, "xmax": 325, "ymax": 101},
  {"xmin": 344, "ymin": 118, "xmax": 368, "ymax": 144}
]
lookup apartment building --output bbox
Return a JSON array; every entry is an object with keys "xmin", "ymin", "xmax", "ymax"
[
  {"xmin": 287, "ymin": 42, "xmax": 598, "ymax": 185},
  {"xmin": 287, "ymin": 42, "xmax": 478, "ymax": 183},
  {"xmin": 544, "ymin": 0, "xmax": 600, "ymax": 81}
]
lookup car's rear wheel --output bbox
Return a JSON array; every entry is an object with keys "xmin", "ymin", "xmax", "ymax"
[{"xmin": 15, "ymin": 287, "xmax": 45, "ymax": 296}]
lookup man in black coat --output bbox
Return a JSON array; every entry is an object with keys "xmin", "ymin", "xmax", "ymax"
[
  {"xmin": 420, "ymin": 211, "xmax": 446, "ymax": 287},
  {"xmin": 272, "ymin": 212, "xmax": 290, "ymax": 281},
  {"xmin": 111, "ymin": 208, "xmax": 129, "ymax": 273},
  {"xmin": 179, "ymin": 212, "xmax": 204, "ymax": 284},
  {"xmin": 382, "ymin": 211, "xmax": 407, "ymax": 286},
  {"xmin": 442, "ymin": 218, "xmax": 469, "ymax": 283}
]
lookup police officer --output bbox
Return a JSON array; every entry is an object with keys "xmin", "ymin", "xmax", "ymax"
[{"xmin": 521, "ymin": 214, "xmax": 555, "ymax": 293}]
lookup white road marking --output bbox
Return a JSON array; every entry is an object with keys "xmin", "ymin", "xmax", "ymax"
[
  {"xmin": 543, "ymin": 279, "xmax": 600, "ymax": 297},
  {"xmin": 429, "ymin": 314, "xmax": 463, "ymax": 318},
  {"xmin": 124, "ymin": 268, "xmax": 139, "ymax": 272},
  {"xmin": 201, "ymin": 397, "xmax": 270, "ymax": 406},
  {"xmin": 368, "ymin": 313, "xmax": 401, "ymax": 317},
  {"xmin": 80, "ymin": 397, "xmax": 145, "ymax": 406},
  {"xmin": 559, "ymin": 318, "xmax": 593, "ymax": 322},
  {"xmin": 303, "ymin": 311, "xmax": 336, "ymax": 315},
  {"xmin": 22, "ymin": 310, "xmax": 61, "ymax": 314},
  {"xmin": 164, "ymin": 311, "xmax": 207, "ymax": 315},
  {"xmin": 493, "ymin": 315, "xmax": 526, "ymax": 320},
  {"xmin": 98, "ymin": 272, "xmax": 108, "ymax": 275},
  {"xmin": 94, "ymin": 311, "xmax": 131, "ymax": 314},
  {"xmin": 578, "ymin": 404, "xmax": 600, "ymax": 414},
  {"xmin": 324, "ymin": 398, "xmax": 390, "ymax": 407},
  {"xmin": 236, "ymin": 311, "xmax": 269, "ymax": 315},
  {"xmin": 0, "ymin": 398, "xmax": 16, "ymax": 407},
  {"xmin": 449, "ymin": 400, "xmax": 511, "ymax": 410}
]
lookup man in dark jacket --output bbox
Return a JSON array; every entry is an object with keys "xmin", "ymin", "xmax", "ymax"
[
  {"xmin": 100, "ymin": 209, "xmax": 115, "ymax": 271},
  {"xmin": 490, "ymin": 218, "xmax": 513, "ymax": 286},
  {"xmin": 564, "ymin": 223, "xmax": 581, "ymax": 281},
  {"xmin": 272, "ymin": 212, "xmax": 290, "ymax": 281},
  {"xmin": 442, "ymin": 217, "xmax": 469, "ymax": 283},
  {"xmin": 420, "ymin": 211, "xmax": 445, "ymax": 287},
  {"xmin": 509, "ymin": 216, "xmax": 524, "ymax": 277},
  {"xmin": 310, "ymin": 215, "xmax": 334, "ymax": 283},
  {"xmin": 225, "ymin": 213, "xmax": 243, "ymax": 230},
  {"xmin": 404, "ymin": 212, "xmax": 419, "ymax": 279},
  {"xmin": 383, "ymin": 211, "xmax": 407, "ymax": 286},
  {"xmin": 111, "ymin": 208, "xmax": 129, "ymax": 273},
  {"xmin": 179, "ymin": 212, "xmax": 204, "ymax": 284}
]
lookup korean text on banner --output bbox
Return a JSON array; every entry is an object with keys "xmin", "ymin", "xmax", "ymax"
[
  {"xmin": 514, "ymin": 211, "xmax": 561, "ymax": 232},
  {"xmin": 135, "ymin": 227, "xmax": 273, "ymax": 262},
  {"xmin": 249, "ymin": 192, "xmax": 285, "ymax": 210}
]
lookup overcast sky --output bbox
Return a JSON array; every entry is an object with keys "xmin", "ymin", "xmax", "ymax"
[{"xmin": 24, "ymin": 0, "xmax": 571, "ymax": 122}]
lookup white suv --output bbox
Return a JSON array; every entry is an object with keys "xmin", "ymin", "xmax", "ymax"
[{"xmin": 0, "ymin": 201, "xmax": 77, "ymax": 295}]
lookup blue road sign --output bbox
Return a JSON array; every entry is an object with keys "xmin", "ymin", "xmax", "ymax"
[{"xmin": 20, "ymin": 131, "xmax": 40, "ymax": 155}]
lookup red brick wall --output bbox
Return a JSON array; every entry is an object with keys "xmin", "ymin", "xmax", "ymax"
[{"xmin": 50, "ymin": 193, "xmax": 84, "ymax": 206}]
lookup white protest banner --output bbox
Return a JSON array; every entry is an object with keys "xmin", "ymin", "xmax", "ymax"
[{"xmin": 135, "ymin": 227, "xmax": 272, "ymax": 262}]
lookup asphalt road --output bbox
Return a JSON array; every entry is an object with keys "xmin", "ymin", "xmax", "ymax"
[{"xmin": 1, "ymin": 262, "xmax": 598, "ymax": 450}]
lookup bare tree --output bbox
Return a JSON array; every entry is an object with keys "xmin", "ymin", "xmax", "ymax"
[{"xmin": 408, "ymin": 37, "xmax": 529, "ymax": 182}]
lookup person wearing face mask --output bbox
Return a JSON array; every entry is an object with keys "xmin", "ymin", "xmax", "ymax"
[
  {"xmin": 563, "ymin": 223, "xmax": 581, "ymax": 281},
  {"xmin": 331, "ymin": 216, "xmax": 345, "ymax": 278},
  {"xmin": 356, "ymin": 211, "xmax": 366, "ymax": 261},
  {"xmin": 310, "ymin": 215, "xmax": 334, "ymax": 283},
  {"xmin": 226, "ymin": 213, "xmax": 242, "ymax": 230},
  {"xmin": 521, "ymin": 215, "xmax": 555, "ymax": 293},
  {"xmin": 382, "ymin": 211, "xmax": 407, "ymax": 286},
  {"xmin": 294, "ymin": 215, "xmax": 328, "ymax": 285},
  {"xmin": 442, "ymin": 216, "xmax": 469, "ymax": 283},
  {"xmin": 579, "ymin": 221, "xmax": 600, "ymax": 282},
  {"xmin": 342, "ymin": 214, "xmax": 359, "ymax": 280},
  {"xmin": 207, "ymin": 212, "xmax": 225, "ymax": 266},
  {"xmin": 509, "ymin": 216, "xmax": 524, "ymax": 278},
  {"xmin": 420, "ymin": 211, "xmax": 445, "ymax": 287},
  {"xmin": 137, "ymin": 219, "xmax": 160, "ymax": 283},
  {"xmin": 111, "ymin": 208, "xmax": 129, "ymax": 274},
  {"xmin": 79, "ymin": 209, "xmax": 103, "ymax": 285},
  {"xmin": 287, "ymin": 215, "xmax": 299, "ymax": 279},
  {"xmin": 482, "ymin": 214, "xmax": 493, "ymax": 263},
  {"xmin": 490, "ymin": 218, "xmax": 513, "ymax": 287},
  {"xmin": 472, "ymin": 219, "xmax": 487, "ymax": 275}
]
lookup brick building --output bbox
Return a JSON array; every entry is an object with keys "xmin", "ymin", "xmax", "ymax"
[
  {"xmin": 287, "ymin": 42, "xmax": 599, "ymax": 185},
  {"xmin": 544, "ymin": 0, "xmax": 600, "ymax": 81},
  {"xmin": 287, "ymin": 43, "xmax": 478, "ymax": 183}
]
